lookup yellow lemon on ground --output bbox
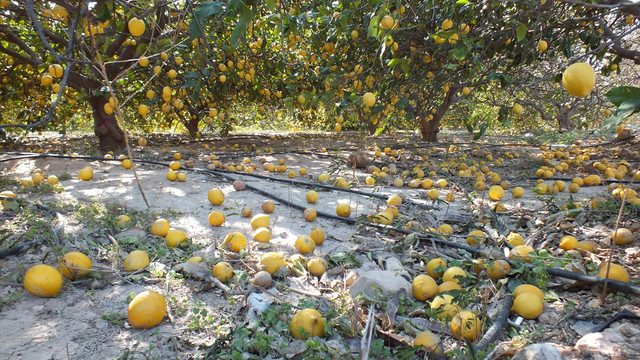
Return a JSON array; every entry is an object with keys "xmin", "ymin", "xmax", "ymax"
[
  {"xmin": 598, "ymin": 263, "xmax": 629, "ymax": 283},
  {"xmin": 303, "ymin": 208, "xmax": 317, "ymax": 221},
  {"xmin": 611, "ymin": 228, "xmax": 633, "ymax": 245},
  {"xmin": 208, "ymin": 188, "xmax": 225, "ymax": 205},
  {"xmin": 223, "ymin": 232, "xmax": 247, "ymax": 252},
  {"xmin": 150, "ymin": 218, "xmax": 170, "ymax": 236},
  {"xmin": 306, "ymin": 190, "xmax": 318, "ymax": 204},
  {"xmin": 295, "ymin": 235, "xmax": 316, "ymax": 254},
  {"xmin": 253, "ymin": 227, "xmax": 272, "ymax": 242},
  {"xmin": 262, "ymin": 199, "xmax": 275, "ymax": 213},
  {"xmin": 575, "ymin": 240, "xmax": 598, "ymax": 254},
  {"xmin": 442, "ymin": 266, "xmax": 467, "ymax": 284},
  {"xmin": 58, "ymin": 252, "xmax": 92, "ymax": 280},
  {"xmin": 512, "ymin": 292, "xmax": 543, "ymax": 319},
  {"xmin": 466, "ymin": 230, "xmax": 486, "ymax": 245},
  {"xmin": 208, "ymin": 211, "xmax": 225, "ymax": 226},
  {"xmin": 513, "ymin": 284, "xmax": 545, "ymax": 301},
  {"xmin": 387, "ymin": 194, "xmax": 402, "ymax": 206},
  {"xmin": 412, "ymin": 274, "xmax": 438, "ymax": 301},
  {"xmin": 290, "ymin": 308, "xmax": 325, "ymax": 339},
  {"xmin": 562, "ymin": 62, "xmax": 596, "ymax": 97},
  {"xmin": 78, "ymin": 167, "xmax": 93, "ymax": 181},
  {"xmin": 430, "ymin": 294, "xmax": 461, "ymax": 321},
  {"xmin": 308, "ymin": 257, "xmax": 328, "ymax": 277},
  {"xmin": 121, "ymin": 159, "xmax": 132, "ymax": 169},
  {"xmin": 413, "ymin": 331, "xmax": 443, "ymax": 354},
  {"xmin": 309, "ymin": 228, "xmax": 325, "ymax": 245},
  {"xmin": 336, "ymin": 203, "xmax": 351, "ymax": 217},
  {"xmin": 212, "ymin": 261, "xmax": 234, "ymax": 283},
  {"xmin": 507, "ymin": 232, "xmax": 525, "ymax": 246},
  {"xmin": 510, "ymin": 245, "xmax": 536, "ymax": 262},
  {"xmin": 166, "ymin": 229, "xmax": 187, "ymax": 247},
  {"xmin": 426, "ymin": 258, "xmax": 447, "ymax": 279},
  {"xmin": 23, "ymin": 264, "xmax": 63, "ymax": 298},
  {"xmin": 438, "ymin": 281, "xmax": 462, "ymax": 293},
  {"xmin": 512, "ymin": 186, "xmax": 525, "ymax": 198},
  {"xmin": 166, "ymin": 170, "xmax": 178, "ymax": 181},
  {"xmin": 488, "ymin": 185, "xmax": 504, "ymax": 201},
  {"xmin": 450, "ymin": 311, "xmax": 482, "ymax": 341},
  {"xmin": 486, "ymin": 260, "xmax": 511, "ymax": 280},
  {"xmin": 128, "ymin": 290, "xmax": 166, "ymax": 329},
  {"xmin": 559, "ymin": 235, "xmax": 578, "ymax": 250},
  {"xmin": 115, "ymin": 214, "xmax": 131, "ymax": 226},
  {"xmin": 259, "ymin": 252, "xmax": 284, "ymax": 275},
  {"xmin": 250, "ymin": 214, "xmax": 270, "ymax": 230},
  {"xmin": 123, "ymin": 250, "xmax": 150, "ymax": 271},
  {"xmin": 427, "ymin": 189, "xmax": 439, "ymax": 200}
]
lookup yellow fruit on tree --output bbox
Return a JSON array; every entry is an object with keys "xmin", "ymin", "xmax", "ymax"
[
  {"xmin": 23, "ymin": 264, "xmax": 63, "ymax": 298},
  {"xmin": 259, "ymin": 252, "xmax": 284, "ymax": 275},
  {"xmin": 48, "ymin": 64, "xmax": 63, "ymax": 78},
  {"xmin": 412, "ymin": 274, "xmax": 438, "ymax": 301},
  {"xmin": 150, "ymin": 218, "xmax": 170, "ymax": 236},
  {"xmin": 363, "ymin": 92, "xmax": 376, "ymax": 107},
  {"xmin": 290, "ymin": 308, "xmax": 325, "ymax": 339},
  {"xmin": 512, "ymin": 292, "xmax": 544, "ymax": 319},
  {"xmin": 58, "ymin": 252, "xmax": 92, "ymax": 280},
  {"xmin": 295, "ymin": 235, "xmax": 316, "ymax": 254},
  {"xmin": 441, "ymin": 19, "xmax": 453, "ymax": 30},
  {"xmin": 223, "ymin": 232, "xmax": 247, "ymax": 252},
  {"xmin": 128, "ymin": 290, "xmax": 167, "ymax": 329},
  {"xmin": 512, "ymin": 103, "xmax": 523, "ymax": 115},
  {"xmin": 380, "ymin": 15, "xmax": 394, "ymax": 29},
  {"xmin": 450, "ymin": 310, "xmax": 482, "ymax": 341},
  {"xmin": 208, "ymin": 188, "xmax": 225, "ymax": 205},
  {"xmin": 212, "ymin": 261, "xmax": 234, "ymax": 283},
  {"xmin": 562, "ymin": 62, "xmax": 596, "ymax": 97},
  {"xmin": 537, "ymin": 40, "xmax": 548, "ymax": 52},
  {"xmin": 208, "ymin": 211, "xmax": 225, "ymax": 226},
  {"xmin": 128, "ymin": 18, "xmax": 146, "ymax": 36},
  {"xmin": 123, "ymin": 250, "xmax": 150, "ymax": 271}
]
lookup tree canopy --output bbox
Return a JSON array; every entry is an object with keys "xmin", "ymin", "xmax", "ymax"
[{"xmin": 1, "ymin": 0, "xmax": 639, "ymax": 149}]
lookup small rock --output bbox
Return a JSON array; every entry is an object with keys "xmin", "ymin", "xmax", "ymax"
[
  {"xmin": 349, "ymin": 270, "xmax": 412, "ymax": 299},
  {"xmin": 575, "ymin": 322, "xmax": 637, "ymax": 358},
  {"xmin": 348, "ymin": 152, "xmax": 371, "ymax": 169},
  {"xmin": 512, "ymin": 343, "xmax": 564, "ymax": 360},
  {"xmin": 538, "ymin": 307, "xmax": 561, "ymax": 325}
]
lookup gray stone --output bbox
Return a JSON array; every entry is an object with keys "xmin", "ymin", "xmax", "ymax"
[
  {"xmin": 349, "ymin": 270, "xmax": 412, "ymax": 299},
  {"xmin": 512, "ymin": 343, "xmax": 563, "ymax": 360}
]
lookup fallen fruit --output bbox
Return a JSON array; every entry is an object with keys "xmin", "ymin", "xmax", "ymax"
[
  {"xmin": 290, "ymin": 308, "xmax": 325, "ymax": 339},
  {"xmin": 23, "ymin": 264, "xmax": 63, "ymax": 298},
  {"xmin": 128, "ymin": 290, "xmax": 167, "ymax": 329},
  {"xmin": 58, "ymin": 252, "xmax": 92, "ymax": 280}
]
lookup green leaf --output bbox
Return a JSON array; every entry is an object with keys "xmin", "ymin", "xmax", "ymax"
[
  {"xmin": 400, "ymin": 61, "xmax": 410, "ymax": 74},
  {"xmin": 451, "ymin": 47, "xmax": 469, "ymax": 60},
  {"xmin": 456, "ymin": 0, "xmax": 470, "ymax": 4},
  {"xmin": 604, "ymin": 98, "xmax": 640, "ymax": 130},
  {"xmin": 516, "ymin": 23, "xmax": 527, "ymax": 42},
  {"xmin": 473, "ymin": 124, "xmax": 487, "ymax": 140},
  {"xmin": 230, "ymin": 5, "xmax": 254, "ymax": 47},
  {"xmin": 465, "ymin": 121, "xmax": 473, "ymax": 134},
  {"xmin": 189, "ymin": 2, "xmax": 224, "ymax": 39},
  {"xmin": 605, "ymin": 86, "xmax": 640, "ymax": 107},
  {"xmin": 368, "ymin": 15, "xmax": 380, "ymax": 38},
  {"xmin": 387, "ymin": 58, "xmax": 405, "ymax": 67},
  {"xmin": 265, "ymin": 0, "xmax": 276, "ymax": 12},
  {"xmin": 498, "ymin": 105, "xmax": 510, "ymax": 127}
]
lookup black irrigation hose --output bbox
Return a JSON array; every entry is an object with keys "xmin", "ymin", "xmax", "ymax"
[
  {"xmin": 0, "ymin": 202, "xmax": 66, "ymax": 259},
  {"xmin": 4, "ymin": 152, "xmax": 640, "ymax": 295},
  {"xmin": 475, "ymin": 294, "xmax": 513, "ymax": 352}
]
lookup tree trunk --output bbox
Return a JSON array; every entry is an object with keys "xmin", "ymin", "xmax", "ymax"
[
  {"xmin": 419, "ymin": 116, "xmax": 440, "ymax": 142},
  {"xmin": 185, "ymin": 116, "xmax": 200, "ymax": 138},
  {"xmin": 88, "ymin": 95, "xmax": 125, "ymax": 152},
  {"xmin": 556, "ymin": 106, "xmax": 577, "ymax": 131}
]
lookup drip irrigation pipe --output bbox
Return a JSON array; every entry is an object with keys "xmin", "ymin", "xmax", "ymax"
[{"xmin": 474, "ymin": 294, "xmax": 513, "ymax": 352}]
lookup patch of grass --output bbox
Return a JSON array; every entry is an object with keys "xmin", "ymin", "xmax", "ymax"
[{"xmin": 101, "ymin": 312, "xmax": 127, "ymax": 326}]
